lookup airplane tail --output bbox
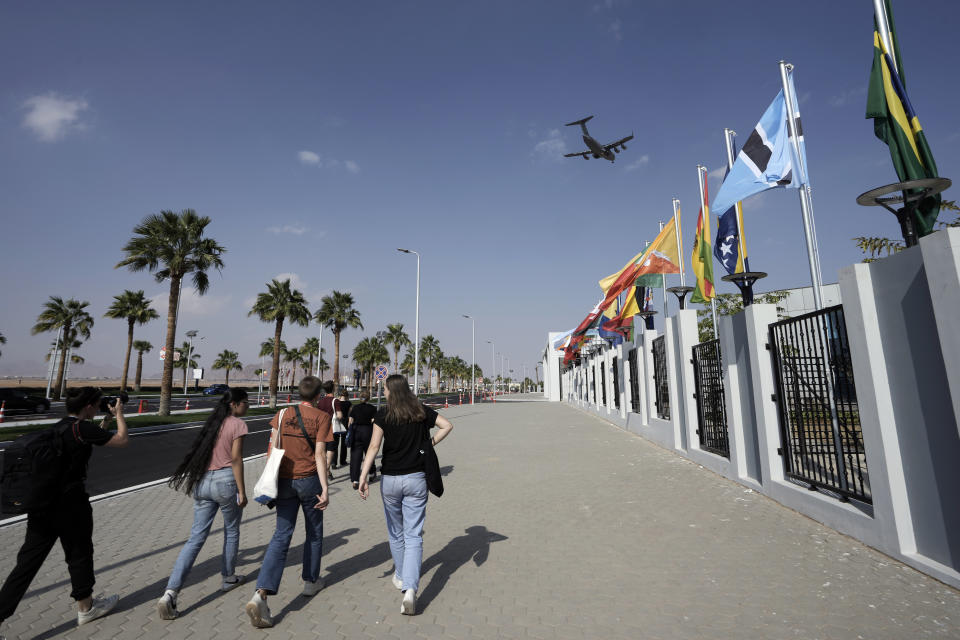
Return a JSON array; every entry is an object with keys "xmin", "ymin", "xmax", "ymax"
[{"xmin": 564, "ymin": 115, "xmax": 594, "ymax": 127}]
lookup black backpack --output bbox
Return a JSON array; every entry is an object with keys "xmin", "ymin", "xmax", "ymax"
[{"xmin": 1, "ymin": 420, "xmax": 74, "ymax": 514}]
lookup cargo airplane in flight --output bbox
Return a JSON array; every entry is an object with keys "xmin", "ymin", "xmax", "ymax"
[{"xmin": 563, "ymin": 115, "xmax": 634, "ymax": 163}]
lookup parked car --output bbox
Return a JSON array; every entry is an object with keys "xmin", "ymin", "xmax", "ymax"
[
  {"xmin": 202, "ymin": 384, "xmax": 230, "ymax": 396},
  {"xmin": 0, "ymin": 389, "xmax": 51, "ymax": 415}
]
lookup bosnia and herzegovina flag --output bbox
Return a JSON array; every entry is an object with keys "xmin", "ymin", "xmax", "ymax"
[
  {"xmin": 597, "ymin": 218, "xmax": 681, "ymax": 309},
  {"xmin": 867, "ymin": 1, "xmax": 940, "ymax": 236},
  {"xmin": 691, "ymin": 179, "xmax": 715, "ymax": 304},
  {"xmin": 714, "ymin": 162, "xmax": 750, "ymax": 275}
]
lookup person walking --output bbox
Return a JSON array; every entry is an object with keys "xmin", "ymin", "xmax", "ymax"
[
  {"xmin": 348, "ymin": 390, "xmax": 377, "ymax": 490},
  {"xmin": 245, "ymin": 376, "xmax": 332, "ymax": 629},
  {"xmin": 315, "ymin": 380, "xmax": 344, "ymax": 479},
  {"xmin": 157, "ymin": 388, "xmax": 250, "ymax": 620},
  {"xmin": 0, "ymin": 387, "xmax": 129, "ymax": 634},
  {"xmin": 334, "ymin": 390, "xmax": 352, "ymax": 468},
  {"xmin": 358, "ymin": 374, "xmax": 453, "ymax": 615}
]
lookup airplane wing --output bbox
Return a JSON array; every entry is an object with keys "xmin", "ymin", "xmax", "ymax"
[
  {"xmin": 564, "ymin": 151, "xmax": 591, "ymax": 159},
  {"xmin": 603, "ymin": 133, "xmax": 634, "ymax": 151}
]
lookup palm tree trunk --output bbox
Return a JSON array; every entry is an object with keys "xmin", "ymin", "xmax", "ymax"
[
  {"xmin": 182, "ymin": 362, "xmax": 188, "ymax": 392},
  {"xmin": 333, "ymin": 331, "xmax": 341, "ymax": 393},
  {"xmin": 270, "ymin": 317, "xmax": 284, "ymax": 408},
  {"xmin": 367, "ymin": 365, "xmax": 374, "ymax": 395},
  {"xmin": 159, "ymin": 276, "xmax": 181, "ymax": 415},
  {"xmin": 225, "ymin": 368, "xmax": 230, "ymax": 386},
  {"xmin": 120, "ymin": 319, "xmax": 134, "ymax": 391},
  {"xmin": 134, "ymin": 351, "xmax": 144, "ymax": 391},
  {"xmin": 52, "ymin": 321, "xmax": 71, "ymax": 401},
  {"xmin": 393, "ymin": 348, "xmax": 399, "ymax": 374}
]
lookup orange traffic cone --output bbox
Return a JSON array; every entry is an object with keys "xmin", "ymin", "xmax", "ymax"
[
  {"xmin": 444, "ymin": 398, "xmax": 449, "ymax": 408},
  {"xmin": 287, "ymin": 393, "xmax": 291, "ymax": 403},
  {"xmin": 459, "ymin": 394, "xmax": 462, "ymax": 406},
  {"xmin": 185, "ymin": 398, "xmax": 190, "ymax": 411},
  {"xmin": 137, "ymin": 399, "xmax": 144, "ymax": 414},
  {"xmin": 0, "ymin": 401, "xmax": 5, "ymax": 423},
  {"xmin": 259, "ymin": 395, "xmax": 265, "ymax": 406}
]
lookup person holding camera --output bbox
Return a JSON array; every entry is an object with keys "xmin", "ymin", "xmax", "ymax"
[
  {"xmin": 157, "ymin": 388, "xmax": 250, "ymax": 620},
  {"xmin": 0, "ymin": 387, "xmax": 129, "ymax": 632}
]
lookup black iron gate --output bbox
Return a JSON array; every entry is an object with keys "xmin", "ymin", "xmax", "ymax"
[
  {"xmin": 628, "ymin": 348, "xmax": 641, "ymax": 414},
  {"xmin": 601, "ymin": 367, "xmax": 607, "ymax": 406},
  {"xmin": 612, "ymin": 356, "xmax": 620, "ymax": 410},
  {"xmin": 652, "ymin": 336, "xmax": 670, "ymax": 419},
  {"xmin": 769, "ymin": 305, "xmax": 870, "ymax": 503},
  {"xmin": 590, "ymin": 365, "xmax": 596, "ymax": 404},
  {"xmin": 692, "ymin": 339, "xmax": 729, "ymax": 458}
]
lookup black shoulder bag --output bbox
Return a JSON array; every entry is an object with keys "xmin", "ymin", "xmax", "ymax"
[{"xmin": 421, "ymin": 424, "xmax": 444, "ymax": 497}]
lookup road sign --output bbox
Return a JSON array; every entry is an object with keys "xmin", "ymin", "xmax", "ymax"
[
  {"xmin": 173, "ymin": 350, "xmax": 182, "ymax": 362},
  {"xmin": 375, "ymin": 365, "xmax": 389, "ymax": 381},
  {"xmin": 159, "ymin": 347, "xmax": 166, "ymax": 361}
]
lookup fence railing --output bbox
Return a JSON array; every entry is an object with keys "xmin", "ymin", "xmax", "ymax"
[
  {"xmin": 653, "ymin": 336, "xmax": 670, "ymax": 420},
  {"xmin": 612, "ymin": 356, "xmax": 620, "ymax": 410},
  {"xmin": 692, "ymin": 339, "xmax": 729, "ymax": 458},
  {"xmin": 628, "ymin": 348, "xmax": 641, "ymax": 414},
  {"xmin": 601, "ymin": 367, "xmax": 607, "ymax": 406},
  {"xmin": 769, "ymin": 305, "xmax": 870, "ymax": 503}
]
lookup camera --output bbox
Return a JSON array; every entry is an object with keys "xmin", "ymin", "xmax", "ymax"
[{"xmin": 99, "ymin": 392, "xmax": 129, "ymax": 412}]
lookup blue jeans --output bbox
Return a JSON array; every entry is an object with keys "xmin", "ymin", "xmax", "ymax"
[
  {"xmin": 166, "ymin": 467, "xmax": 242, "ymax": 592},
  {"xmin": 256, "ymin": 475, "xmax": 324, "ymax": 595},
  {"xmin": 380, "ymin": 472, "xmax": 428, "ymax": 592}
]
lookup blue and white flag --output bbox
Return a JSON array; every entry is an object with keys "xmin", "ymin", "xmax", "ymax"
[
  {"xmin": 710, "ymin": 70, "xmax": 808, "ymax": 219},
  {"xmin": 713, "ymin": 165, "xmax": 751, "ymax": 276}
]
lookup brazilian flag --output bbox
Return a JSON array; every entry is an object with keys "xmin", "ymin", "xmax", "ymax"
[{"xmin": 866, "ymin": 0, "xmax": 940, "ymax": 236}]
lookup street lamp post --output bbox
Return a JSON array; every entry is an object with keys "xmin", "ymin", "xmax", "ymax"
[
  {"xmin": 486, "ymin": 340, "xmax": 494, "ymax": 396},
  {"xmin": 463, "ymin": 315, "xmax": 475, "ymax": 405},
  {"xmin": 184, "ymin": 330, "xmax": 199, "ymax": 395},
  {"xmin": 398, "ymin": 248, "xmax": 421, "ymax": 395}
]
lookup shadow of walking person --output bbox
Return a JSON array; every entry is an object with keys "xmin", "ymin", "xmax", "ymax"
[{"xmin": 416, "ymin": 525, "xmax": 508, "ymax": 611}]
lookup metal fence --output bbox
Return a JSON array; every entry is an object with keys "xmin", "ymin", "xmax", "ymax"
[
  {"xmin": 611, "ymin": 356, "xmax": 620, "ymax": 410},
  {"xmin": 652, "ymin": 336, "xmax": 670, "ymax": 420},
  {"xmin": 769, "ymin": 305, "xmax": 870, "ymax": 503},
  {"xmin": 692, "ymin": 339, "xmax": 729, "ymax": 458},
  {"xmin": 601, "ymin": 367, "xmax": 607, "ymax": 406},
  {"xmin": 628, "ymin": 348, "xmax": 641, "ymax": 414}
]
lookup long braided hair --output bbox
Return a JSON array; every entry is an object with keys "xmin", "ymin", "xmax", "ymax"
[{"xmin": 169, "ymin": 388, "xmax": 248, "ymax": 496}]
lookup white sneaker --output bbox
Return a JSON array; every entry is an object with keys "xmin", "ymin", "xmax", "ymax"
[
  {"xmin": 157, "ymin": 591, "xmax": 177, "ymax": 620},
  {"xmin": 401, "ymin": 588, "xmax": 416, "ymax": 615},
  {"xmin": 301, "ymin": 577, "xmax": 324, "ymax": 597},
  {"xmin": 221, "ymin": 575, "xmax": 244, "ymax": 592},
  {"xmin": 77, "ymin": 594, "xmax": 119, "ymax": 626},
  {"xmin": 245, "ymin": 591, "xmax": 273, "ymax": 628},
  {"xmin": 391, "ymin": 574, "xmax": 403, "ymax": 590}
]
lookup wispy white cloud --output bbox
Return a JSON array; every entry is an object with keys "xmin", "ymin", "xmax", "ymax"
[
  {"xmin": 267, "ymin": 224, "xmax": 308, "ymax": 235},
  {"xmin": 532, "ymin": 129, "xmax": 568, "ymax": 161},
  {"xmin": 323, "ymin": 115, "xmax": 345, "ymax": 128},
  {"xmin": 22, "ymin": 93, "xmax": 89, "ymax": 142},
  {"xmin": 828, "ymin": 86, "xmax": 867, "ymax": 108},
  {"xmin": 273, "ymin": 272, "xmax": 306, "ymax": 290},
  {"xmin": 608, "ymin": 19, "xmax": 623, "ymax": 42},
  {"xmin": 298, "ymin": 150, "xmax": 321, "ymax": 165},
  {"xmin": 708, "ymin": 166, "xmax": 726, "ymax": 180},
  {"xmin": 623, "ymin": 154, "xmax": 650, "ymax": 172},
  {"xmin": 298, "ymin": 149, "xmax": 358, "ymax": 173},
  {"xmin": 149, "ymin": 289, "xmax": 231, "ymax": 317}
]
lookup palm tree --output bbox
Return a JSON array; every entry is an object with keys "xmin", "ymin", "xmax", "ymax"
[
  {"xmin": 383, "ymin": 323, "xmax": 411, "ymax": 373},
  {"xmin": 354, "ymin": 336, "xmax": 390, "ymax": 395},
  {"xmin": 314, "ymin": 291, "xmax": 363, "ymax": 392},
  {"xmin": 173, "ymin": 341, "xmax": 201, "ymax": 391},
  {"xmin": 213, "ymin": 349, "xmax": 243, "ymax": 385},
  {"xmin": 284, "ymin": 344, "xmax": 306, "ymax": 388},
  {"xmin": 104, "ymin": 289, "xmax": 159, "ymax": 392},
  {"xmin": 132, "ymin": 340, "xmax": 152, "ymax": 391},
  {"xmin": 115, "ymin": 209, "xmax": 226, "ymax": 415},
  {"xmin": 32, "ymin": 297, "xmax": 94, "ymax": 400},
  {"xmin": 302, "ymin": 337, "xmax": 320, "ymax": 375},
  {"xmin": 249, "ymin": 279, "xmax": 310, "ymax": 408},
  {"xmin": 419, "ymin": 335, "xmax": 442, "ymax": 392},
  {"xmin": 400, "ymin": 348, "xmax": 417, "ymax": 379}
]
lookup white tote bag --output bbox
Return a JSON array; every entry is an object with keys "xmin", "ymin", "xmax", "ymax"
[
  {"xmin": 331, "ymin": 398, "xmax": 346, "ymax": 434},
  {"xmin": 254, "ymin": 409, "xmax": 286, "ymax": 505}
]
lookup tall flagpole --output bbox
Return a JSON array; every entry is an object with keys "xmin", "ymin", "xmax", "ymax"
[
  {"xmin": 696, "ymin": 164, "xmax": 718, "ymax": 338},
  {"xmin": 658, "ymin": 220, "xmax": 667, "ymax": 317},
  {"xmin": 672, "ymin": 198, "xmax": 685, "ymax": 286},
  {"xmin": 779, "ymin": 60, "xmax": 824, "ymax": 310},
  {"xmin": 873, "ymin": 0, "xmax": 898, "ymax": 73},
  {"xmin": 723, "ymin": 128, "xmax": 749, "ymax": 273}
]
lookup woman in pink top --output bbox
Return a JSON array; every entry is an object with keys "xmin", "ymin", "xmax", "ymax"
[{"xmin": 157, "ymin": 389, "xmax": 249, "ymax": 620}]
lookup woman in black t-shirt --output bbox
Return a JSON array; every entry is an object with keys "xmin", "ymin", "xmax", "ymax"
[{"xmin": 358, "ymin": 375, "xmax": 453, "ymax": 615}]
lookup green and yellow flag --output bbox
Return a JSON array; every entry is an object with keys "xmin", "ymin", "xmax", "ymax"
[
  {"xmin": 691, "ymin": 179, "xmax": 715, "ymax": 304},
  {"xmin": 866, "ymin": 0, "xmax": 940, "ymax": 236}
]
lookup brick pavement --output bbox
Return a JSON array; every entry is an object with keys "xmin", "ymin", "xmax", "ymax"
[{"xmin": 0, "ymin": 398, "xmax": 957, "ymax": 639}]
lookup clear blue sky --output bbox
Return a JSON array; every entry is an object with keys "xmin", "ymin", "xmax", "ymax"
[{"xmin": 1, "ymin": 1, "xmax": 958, "ymax": 380}]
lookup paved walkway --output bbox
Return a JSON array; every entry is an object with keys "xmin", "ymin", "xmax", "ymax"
[{"xmin": 0, "ymin": 399, "xmax": 957, "ymax": 639}]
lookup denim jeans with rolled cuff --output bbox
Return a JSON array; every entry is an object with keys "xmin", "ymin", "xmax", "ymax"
[
  {"xmin": 256, "ymin": 475, "xmax": 324, "ymax": 595},
  {"xmin": 380, "ymin": 471, "xmax": 427, "ymax": 592}
]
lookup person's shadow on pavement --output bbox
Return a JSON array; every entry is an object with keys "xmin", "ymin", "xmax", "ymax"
[{"xmin": 417, "ymin": 525, "xmax": 507, "ymax": 611}]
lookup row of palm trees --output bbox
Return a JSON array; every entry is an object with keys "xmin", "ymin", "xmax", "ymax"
[{"xmin": 26, "ymin": 209, "xmax": 488, "ymax": 414}]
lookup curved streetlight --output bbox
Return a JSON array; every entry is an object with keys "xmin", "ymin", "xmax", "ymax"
[
  {"xmin": 463, "ymin": 315, "xmax": 475, "ymax": 404},
  {"xmin": 486, "ymin": 340, "xmax": 495, "ymax": 396},
  {"xmin": 397, "ymin": 248, "xmax": 421, "ymax": 394}
]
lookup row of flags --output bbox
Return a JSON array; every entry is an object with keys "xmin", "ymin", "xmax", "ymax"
[{"xmin": 561, "ymin": 0, "xmax": 940, "ymax": 367}]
